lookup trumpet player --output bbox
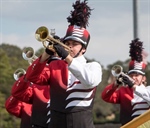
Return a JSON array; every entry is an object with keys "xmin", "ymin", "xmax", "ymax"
[
  {"xmin": 24, "ymin": 1, "xmax": 102, "ymax": 128},
  {"xmin": 5, "ymin": 42, "xmax": 61, "ymax": 128},
  {"xmin": 10, "ymin": 49, "xmax": 60, "ymax": 128},
  {"xmin": 101, "ymin": 38, "xmax": 150, "ymax": 126},
  {"xmin": 11, "ymin": 76, "xmax": 51, "ymax": 128}
]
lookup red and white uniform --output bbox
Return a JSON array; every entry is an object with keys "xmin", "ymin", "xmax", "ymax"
[
  {"xmin": 101, "ymin": 83, "xmax": 150, "ymax": 125},
  {"xmin": 25, "ymin": 55, "xmax": 102, "ymax": 128},
  {"xmin": 11, "ymin": 76, "xmax": 50, "ymax": 128},
  {"xmin": 5, "ymin": 96, "xmax": 32, "ymax": 128}
]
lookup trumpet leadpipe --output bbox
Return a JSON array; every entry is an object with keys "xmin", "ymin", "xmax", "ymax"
[{"xmin": 48, "ymin": 36, "xmax": 70, "ymax": 51}]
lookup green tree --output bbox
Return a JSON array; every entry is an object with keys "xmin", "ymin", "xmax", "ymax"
[
  {"xmin": 0, "ymin": 92, "xmax": 20, "ymax": 128},
  {"xmin": 0, "ymin": 48, "xmax": 13, "ymax": 96}
]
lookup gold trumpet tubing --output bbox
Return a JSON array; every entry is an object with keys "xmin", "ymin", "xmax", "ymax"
[
  {"xmin": 47, "ymin": 36, "xmax": 70, "ymax": 51},
  {"xmin": 42, "ymin": 41, "xmax": 47, "ymax": 48},
  {"xmin": 42, "ymin": 41, "xmax": 55, "ymax": 53}
]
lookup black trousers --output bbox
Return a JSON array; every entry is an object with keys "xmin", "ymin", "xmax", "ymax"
[{"xmin": 49, "ymin": 110, "xmax": 95, "ymax": 128}]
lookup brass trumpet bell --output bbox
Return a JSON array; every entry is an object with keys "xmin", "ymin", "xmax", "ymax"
[
  {"xmin": 22, "ymin": 47, "xmax": 38, "ymax": 65},
  {"xmin": 111, "ymin": 65, "xmax": 135, "ymax": 84},
  {"xmin": 13, "ymin": 68, "xmax": 26, "ymax": 81},
  {"xmin": 35, "ymin": 26, "xmax": 49, "ymax": 42},
  {"xmin": 111, "ymin": 65, "xmax": 123, "ymax": 77},
  {"xmin": 35, "ymin": 26, "xmax": 70, "ymax": 52}
]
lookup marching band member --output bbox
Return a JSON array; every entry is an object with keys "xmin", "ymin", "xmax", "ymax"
[
  {"xmin": 101, "ymin": 38, "xmax": 150, "ymax": 125},
  {"xmin": 5, "ymin": 38, "xmax": 60, "ymax": 128},
  {"xmin": 11, "ymin": 76, "xmax": 51, "ymax": 128},
  {"xmin": 5, "ymin": 95, "xmax": 32, "ymax": 128},
  {"xmin": 11, "ymin": 51, "xmax": 61, "ymax": 128},
  {"xmin": 24, "ymin": 0, "xmax": 102, "ymax": 128}
]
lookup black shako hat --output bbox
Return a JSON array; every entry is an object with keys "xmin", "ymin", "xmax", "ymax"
[{"xmin": 63, "ymin": 0, "xmax": 93, "ymax": 49}]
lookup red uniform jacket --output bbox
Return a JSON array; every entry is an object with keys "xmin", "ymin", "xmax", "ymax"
[
  {"xmin": 23, "ymin": 55, "xmax": 102, "ymax": 128},
  {"xmin": 5, "ymin": 96, "xmax": 32, "ymax": 128},
  {"xmin": 25, "ymin": 58, "xmax": 97, "ymax": 113},
  {"xmin": 11, "ymin": 76, "xmax": 50, "ymax": 127},
  {"xmin": 101, "ymin": 83, "xmax": 150, "ymax": 125}
]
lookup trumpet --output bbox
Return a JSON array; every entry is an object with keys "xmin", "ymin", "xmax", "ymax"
[
  {"xmin": 22, "ymin": 47, "xmax": 38, "ymax": 65},
  {"xmin": 111, "ymin": 65, "xmax": 135, "ymax": 83},
  {"xmin": 13, "ymin": 68, "xmax": 26, "ymax": 81},
  {"xmin": 35, "ymin": 26, "xmax": 70, "ymax": 52}
]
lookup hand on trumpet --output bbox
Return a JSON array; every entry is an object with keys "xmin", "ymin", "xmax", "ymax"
[
  {"xmin": 45, "ymin": 36, "xmax": 69, "ymax": 59},
  {"xmin": 45, "ymin": 35, "xmax": 61, "ymax": 55},
  {"xmin": 115, "ymin": 74, "xmax": 134, "ymax": 88},
  {"xmin": 115, "ymin": 74, "xmax": 123, "ymax": 85},
  {"xmin": 53, "ymin": 43, "xmax": 69, "ymax": 60},
  {"xmin": 121, "ymin": 76, "xmax": 134, "ymax": 88},
  {"xmin": 112, "ymin": 65, "xmax": 135, "ymax": 88}
]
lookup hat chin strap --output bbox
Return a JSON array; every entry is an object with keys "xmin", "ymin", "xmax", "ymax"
[
  {"xmin": 136, "ymin": 76, "xmax": 146, "ymax": 86},
  {"xmin": 73, "ymin": 45, "xmax": 84, "ymax": 58}
]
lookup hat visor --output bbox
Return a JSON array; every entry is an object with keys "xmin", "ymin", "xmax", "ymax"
[
  {"xmin": 128, "ymin": 69, "xmax": 145, "ymax": 75},
  {"xmin": 64, "ymin": 36, "xmax": 86, "ymax": 45}
]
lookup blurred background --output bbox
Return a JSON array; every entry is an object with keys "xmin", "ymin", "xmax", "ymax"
[{"xmin": 0, "ymin": 0, "xmax": 150, "ymax": 128}]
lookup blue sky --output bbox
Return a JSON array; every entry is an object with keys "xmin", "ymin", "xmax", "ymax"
[{"xmin": 1, "ymin": 0, "xmax": 150, "ymax": 68}]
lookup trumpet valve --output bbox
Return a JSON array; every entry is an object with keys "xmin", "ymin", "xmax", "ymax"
[{"xmin": 47, "ymin": 45, "xmax": 55, "ymax": 53}]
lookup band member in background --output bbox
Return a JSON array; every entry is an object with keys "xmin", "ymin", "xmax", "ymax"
[
  {"xmin": 101, "ymin": 38, "xmax": 150, "ymax": 125},
  {"xmin": 11, "ymin": 48, "xmax": 61, "ymax": 128},
  {"xmin": 24, "ymin": 1, "xmax": 102, "ymax": 128},
  {"xmin": 11, "ymin": 76, "xmax": 51, "ymax": 128},
  {"xmin": 6, "ymin": 36, "xmax": 61, "ymax": 128},
  {"xmin": 5, "ymin": 95, "xmax": 32, "ymax": 128}
]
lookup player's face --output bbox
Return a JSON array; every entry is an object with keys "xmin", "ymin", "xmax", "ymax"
[
  {"xmin": 129, "ymin": 73, "xmax": 146, "ymax": 86},
  {"xmin": 65, "ymin": 40, "xmax": 86, "ymax": 57}
]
